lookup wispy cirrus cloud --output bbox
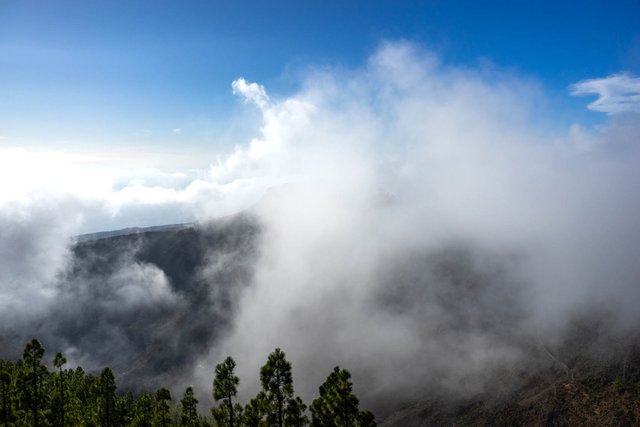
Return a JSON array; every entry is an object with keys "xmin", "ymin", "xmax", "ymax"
[{"xmin": 571, "ymin": 73, "xmax": 640, "ymax": 114}]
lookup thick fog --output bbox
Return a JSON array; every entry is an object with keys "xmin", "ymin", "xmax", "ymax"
[
  {"xmin": 199, "ymin": 43, "xmax": 640, "ymax": 404},
  {"xmin": 1, "ymin": 42, "xmax": 640, "ymax": 410}
]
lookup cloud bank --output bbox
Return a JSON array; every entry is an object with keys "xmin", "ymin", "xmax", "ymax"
[
  {"xmin": 1, "ymin": 42, "xmax": 640, "ymax": 413},
  {"xmin": 197, "ymin": 43, "xmax": 640, "ymax": 405}
]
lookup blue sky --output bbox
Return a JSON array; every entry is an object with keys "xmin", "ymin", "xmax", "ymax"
[
  {"xmin": 1, "ymin": 1, "xmax": 640, "ymax": 232},
  {"xmin": 1, "ymin": 1, "xmax": 638, "ymax": 154}
]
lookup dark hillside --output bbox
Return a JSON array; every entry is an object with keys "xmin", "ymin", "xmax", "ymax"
[
  {"xmin": 3, "ymin": 212, "xmax": 640, "ymax": 425},
  {"xmin": 0, "ymin": 213, "xmax": 260, "ymax": 391},
  {"xmin": 380, "ymin": 343, "xmax": 640, "ymax": 426}
]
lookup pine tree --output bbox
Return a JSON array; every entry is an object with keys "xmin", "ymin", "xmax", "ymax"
[
  {"xmin": 0, "ymin": 342, "xmax": 378, "ymax": 427},
  {"xmin": 117, "ymin": 391, "xmax": 135, "ymax": 427},
  {"xmin": 97, "ymin": 367, "xmax": 118, "ymax": 427},
  {"xmin": 180, "ymin": 386, "xmax": 199, "ymax": 426},
  {"xmin": 132, "ymin": 392, "xmax": 154, "ymax": 427},
  {"xmin": 260, "ymin": 349, "xmax": 294, "ymax": 427},
  {"xmin": 52, "ymin": 352, "xmax": 67, "ymax": 427},
  {"xmin": 22, "ymin": 339, "xmax": 45, "ymax": 427},
  {"xmin": 69, "ymin": 367, "xmax": 95, "ymax": 425},
  {"xmin": 213, "ymin": 356, "xmax": 240, "ymax": 427},
  {"xmin": 357, "ymin": 410, "xmax": 376, "ymax": 427},
  {"xmin": 285, "ymin": 396, "xmax": 308, "ymax": 427},
  {"xmin": 310, "ymin": 367, "xmax": 374, "ymax": 427},
  {"xmin": 155, "ymin": 387, "xmax": 172, "ymax": 427},
  {"xmin": 242, "ymin": 392, "xmax": 266, "ymax": 427},
  {"xmin": 0, "ymin": 370, "xmax": 10, "ymax": 427}
]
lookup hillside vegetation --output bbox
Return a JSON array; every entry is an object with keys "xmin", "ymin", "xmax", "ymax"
[{"xmin": 0, "ymin": 339, "xmax": 375, "ymax": 426}]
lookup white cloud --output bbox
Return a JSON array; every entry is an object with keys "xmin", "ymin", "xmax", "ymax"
[
  {"xmin": 571, "ymin": 73, "xmax": 640, "ymax": 114},
  {"xmin": 0, "ymin": 136, "xmax": 8, "ymax": 141},
  {"xmin": 194, "ymin": 43, "xmax": 640, "ymax": 402},
  {"xmin": 232, "ymin": 78, "xmax": 270, "ymax": 110},
  {"xmin": 3, "ymin": 42, "xmax": 640, "ymax": 403},
  {"xmin": 172, "ymin": 128, "xmax": 182, "ymax": 134},
  {"xmin": 0, "ymin": 145, "xmax": 270, "ymax": 237}
]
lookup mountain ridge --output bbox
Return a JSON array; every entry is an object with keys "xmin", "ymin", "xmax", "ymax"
[{"xmin": 74, "ymin": 222, "xmax": 195, "ymax": 242}]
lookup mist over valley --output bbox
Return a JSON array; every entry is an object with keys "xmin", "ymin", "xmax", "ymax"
[{"xmin": 2, "ymin": 5, "xmax": 640, "ymax": 423}]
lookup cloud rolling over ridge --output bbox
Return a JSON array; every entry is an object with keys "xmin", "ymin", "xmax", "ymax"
[
  {"xmin": 206, "ymin": 42, "xmax": 640, "ymax": 402},
  {"xmin": 1, "ymin": 42, "xmax": 640, "ymax": 410}
]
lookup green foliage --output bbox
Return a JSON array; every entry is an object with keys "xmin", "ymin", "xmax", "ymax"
[
  {"xmin": 52, "ymin": 353, "xmax": 66, "ymax": 371},
  {"xmin": 66, "ymin": 367, "xmax": 96, "ymax": 425},
  {"xmin": 242, "ymin": 392, "xmax": 267, "ymax": 427},
  {"xmin": 97, "ymin": 367, "xmax": 118, "ymax": 427},
  {"xmin": 131, "ymin": 392, "xmax": 154, "ymax": 427},
  {"xmin": 260, "ymin": 349, "xmax": 294, "ymax": 427},
  {"xmin": 118, "ymin": 392, "xmax": 135, "ymax": 427},
  {"xmin": 213, "ymin": 356, "xmax": 240, "ymax": 427},
  {"xmin": 212, "ymin": 403, "xmax": 243, "ymax": 427},
  {"xmin": 154, "ymin": 387, "xmax": 172, "ymax": 427},
  {"xmin": 310, "ymin": 367, "xmax": 374, "ymax": 427},
  {"xmin": 285, "ymin": 396, "xmax": 308, "ymax": 427},
  {"xmin": 0, "ymin": 369, "xmax": 12, "ymax": 426},
  {"xmin": 21, "ymin": 338, "xmax": 47, "ymax": 427},
  {"xmin": 0, "ymin": 339, "xmax": 373, "ymax": 427},
  {"xmin": 181, "ymin": 386, "xmax": 199, "ymax": 426},
  {"xmin": 357, "ymin": 410, "xmax": 376, "ymax": 427},
  {"xmin": 51, "ymin": 352, "xmax": 67, "ymax": 427}
]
